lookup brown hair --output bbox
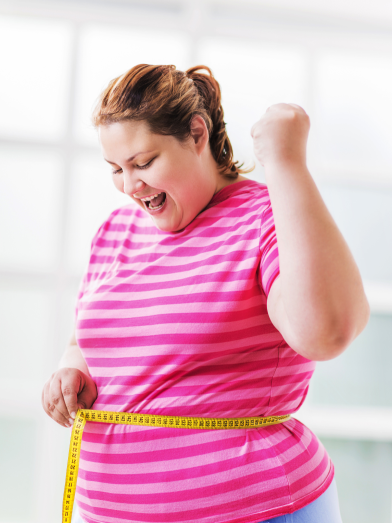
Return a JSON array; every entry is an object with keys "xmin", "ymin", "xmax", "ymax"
[{"xmin": 92, "ymin": 64, "xmax": 254, "ymax": 178}]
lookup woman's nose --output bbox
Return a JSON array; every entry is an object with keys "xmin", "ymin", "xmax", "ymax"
[{"xmin": 123, "ymin": 172, "xmax": 145, "ymax": 196}]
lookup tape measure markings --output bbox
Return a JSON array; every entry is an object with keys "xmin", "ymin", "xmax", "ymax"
[
  {"xmin": 62, "ymin": 413, "xmax": 86, "ymax": 523},
  {"xmin": 62, "ymin": 410, "xmax": 291, "ymax": 523}
]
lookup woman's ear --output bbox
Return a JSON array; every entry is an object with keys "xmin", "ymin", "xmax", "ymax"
[{"xmin": 190, "ymin": 115, "xmax": 209, "ymax": 153}]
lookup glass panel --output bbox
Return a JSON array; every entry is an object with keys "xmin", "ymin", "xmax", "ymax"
[
  {"xmin": 0, "ymin": 15, "xmax": 72, "ymax": 141},
  {"xmin": 41, "ymin": 417, "xmax": 72, "ymax": 523},
  {"xmin": 65, "ymin": 152, "xmax": 130, "ymax": 273},
  {"xmin": 314, "ymin": 50, "xmax": 392, "ymax": 175},
  {"xmin": 320, "ymin": 437, "xmax": 392, "ymax": 523},
  {"xmin": 308, "ymin": 314, "xmax": 392, "ymax": 407},
  {"xmin": 74, "ymin": 24, "xmax": 191, "ymax": 145},
  {"xmin": 0, "ymin": 417, "xmax": 37, "ymax": 522},
  {"xmin": 318, "ymin": 183, "xmax": 392, "ymax": 281},
  {"xmin": 0, "ymin": 287, "xmax": 52, "ymax": 388},
  {"xmin": 0, "ymin": 146, "xmax": 62, "ymax": 271},
  {"xmin": 197, "ymin": 37, "xmax": 308, "ymax": 181},
  {"xmin": 59, "ymin": 282, "xmax": 83, "ymax": 345}
]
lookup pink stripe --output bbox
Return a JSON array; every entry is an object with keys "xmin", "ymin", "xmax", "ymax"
[
  {"xmin": 90, "ymin": 397, "xmax": 274, "ymax": 416},
  {"xmin": 76, "ymin": 483, "xmax": 290, "ymax": 522},
  {"xmin": 74, "ymin": 180, "xmax": 332, "ymax": 523},
  {"xmin": 78, "ymin": 287, "xmax": 262, "ymax": 310},
  {"xmin": 78, "ymin": 324, "xmax": 279, "ymax": 348},
  {"xmin": 77, "ymin": 305, "xmax": 266, "ymax": 329}
]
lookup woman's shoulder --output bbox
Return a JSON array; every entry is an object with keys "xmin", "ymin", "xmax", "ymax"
[
  {"xmin": 216, "ymin": 176, "xmax": 272, "ymax": 210},
  {"xmin": 200, "ymin": 177, "xmax": 272, "ymax": 234},
  {"xmin": 211, "ymin": 175, "xmax": 267, "ymax": 199}
]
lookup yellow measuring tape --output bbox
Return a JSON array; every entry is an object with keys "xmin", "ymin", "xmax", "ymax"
[{"xmin": 62, "ymin": 409, "xmax": 291, "ymax": 523}]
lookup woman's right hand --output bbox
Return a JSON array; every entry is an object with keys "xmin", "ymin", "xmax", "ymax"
[{"xmin": 42, "ymin": 368, "xmax": 97, "ymax": 427}]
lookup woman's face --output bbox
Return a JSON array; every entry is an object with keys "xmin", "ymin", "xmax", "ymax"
[{"xmin": 98, "ymin": 118, "xmax": 228, "ymax": 232}]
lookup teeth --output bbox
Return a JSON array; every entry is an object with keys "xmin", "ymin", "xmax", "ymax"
[
  {"xmin": 141, "ymin": 192, "xmax": 162, "ymax": 202},
  {"xmin": 149, "ymin": 200, "xmax": 165, "ymax": 210}
]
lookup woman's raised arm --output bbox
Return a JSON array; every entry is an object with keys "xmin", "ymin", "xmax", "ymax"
[{"xmin": 252, "ymin": 103, "xmax": 370, "ymax": 361}]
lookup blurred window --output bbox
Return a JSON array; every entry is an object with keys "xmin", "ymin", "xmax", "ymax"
[
  {"xmin": 315, "ymin": 50, "xmax": 392, "ymax": 173},
  {"xmin": 0, "ymin": 16, "xmax": 73, "ymax": 141},
  {"xmin": 197, "ymin": 37, "xmax": 308, "ymax": 179},
  {"xmin": 74, "ymin": 24, "xmax": 191, "ymax": 145},
  {"xmin": 309, "ymin": 313, "xmax": 392, "ymax": 407},
  {"xmin": 0, "ymin": 146, "xmax": 62, "ymax": 271},
  {"xmin": 319, "ymin": 183, "xmax": 392, "ymax": 281},
  {"xmin": 0, "ymin": 418, "xmax": 38, "ymax": 522},
  {"xmin": 66, "ymin": 153, "xmax": 130, "ymax": 272},
  {"xmin": 1, "ymin": 4, "xmax": 392, "ymax": 523}
]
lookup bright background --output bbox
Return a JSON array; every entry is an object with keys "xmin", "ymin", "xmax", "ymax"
[{"xmin": 1, "ymin": 0, "xmax": 392, "ymax": 522}]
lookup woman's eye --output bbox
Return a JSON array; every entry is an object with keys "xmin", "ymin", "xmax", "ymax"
[
  {"xmin": 136, "ymin": 158, "xmax": 155, "ymax": 170},
  {"xmin": 111, "ymin": 157, "xmax": 155, "ymax": 174}
]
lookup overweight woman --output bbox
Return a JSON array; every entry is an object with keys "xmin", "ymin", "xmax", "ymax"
[{"xmin": 42, "ymin": 64, "xmax": 369, "ymax": 523}]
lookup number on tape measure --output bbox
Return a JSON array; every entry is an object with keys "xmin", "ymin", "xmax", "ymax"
[{"xmin": 62, "ymin": 409, "xmax": 290, "ymax": 523}]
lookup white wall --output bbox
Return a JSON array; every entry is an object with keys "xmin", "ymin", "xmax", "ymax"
[{"xmin": 0, "ymin": 1, "xmax": 391, "ymax": 521}]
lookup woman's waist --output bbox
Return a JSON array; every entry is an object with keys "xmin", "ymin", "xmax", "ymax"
[
  {"xmin": 91, "ymin": 395, "xmax": 292, "ymax": 419},
  {"xmin": 78, "ymin": 416, "xmax": 326, "ymax": 481},
  {"xmin": 92, "ymin": 383, "xmax": 309, "ymax": 417}
]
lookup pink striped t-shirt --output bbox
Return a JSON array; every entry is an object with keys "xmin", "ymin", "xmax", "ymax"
[{"xmin": 74, "ymin": 179, "xmax": 334, "ymax": 523}]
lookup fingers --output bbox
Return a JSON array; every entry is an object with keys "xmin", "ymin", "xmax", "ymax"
[
  {"xmin": 77, "ymin": 375, "xmax": 98, "ymax": 412},
  {"xmin": 42, "ymin": 368, "xmax": 98, "ymax": 429},
  {"xmin": 42, "ymin": 368, "xmax": 86, "ymax": 428},
  {"xmin": 251, "ymin": 103, "xmax": 309, "ymax": 136},
  {"xmin": 61, "ymin": 371, "xmax": 82, "ymax": 420},
  {"xmin": 250, "ymin": 117, "xmax": 265, "ymax": 138},
  {"xmin": 42, "ymin": 375, "xmax": 71, "ymax": 428},
  {"xmin": 250, "ymin": 122, "xmax": 256, "ymax": 138},
  {"xmin": 51, "ymin": 377, "xmax": 74, "ymax": 426},
  {"xmin": 288, "ymin": 103, "xmax": 306, "ymax": 111}
]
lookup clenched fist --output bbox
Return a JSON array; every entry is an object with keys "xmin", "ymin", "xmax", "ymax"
[
  {"xmin": 251, "ymin": 103, "xmax": 310, "ymax": 168},
  {"xmin": 42, "ymin": 368, "xmax": 97, "ymax": 427}
]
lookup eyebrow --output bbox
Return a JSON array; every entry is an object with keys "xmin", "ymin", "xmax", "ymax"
[{"xmin": 104, "ymin": 151, "xmax": 152, "ymax": 165}]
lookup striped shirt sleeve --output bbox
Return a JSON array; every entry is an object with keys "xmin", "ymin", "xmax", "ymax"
[
  {"xmin": 74, "ymin": 217, "xmax": 110, "ymax": 321},
  {"xmin": 259, "ymin": 194, "xmax": 280, "ymax": 297},
  {"xmin": 74, "ymin": 272, "xmax": 87, "ymax": 322}
]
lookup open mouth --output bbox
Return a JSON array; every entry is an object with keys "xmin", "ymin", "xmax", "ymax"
[{"xmin": 144, "ymin": 192, "xmax": 167, "ymax": 211}]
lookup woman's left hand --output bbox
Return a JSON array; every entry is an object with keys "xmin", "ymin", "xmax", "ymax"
[
  {"xmin": 251, "ymin": 104, "xmax": 370, "ymax": 361},
  {"xmin": 250, "ymin": 103, "xmax": 310, "ymax": 168}
]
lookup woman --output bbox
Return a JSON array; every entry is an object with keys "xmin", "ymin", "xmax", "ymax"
[{"xmin": 42, "ymin": 64, "xmax": 369, "ymax": 523}]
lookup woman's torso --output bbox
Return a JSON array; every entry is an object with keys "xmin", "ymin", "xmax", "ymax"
[{"xmin": 74, "ymin": 180, "xmax": 333, "ymax": 523}]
